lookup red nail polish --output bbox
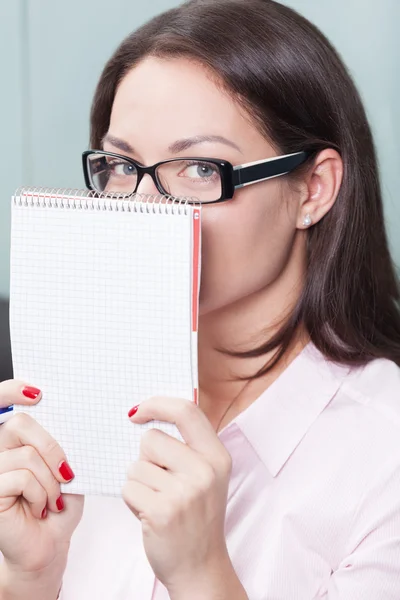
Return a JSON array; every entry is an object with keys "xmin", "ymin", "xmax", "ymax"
[
  {"xmin": 56, "ymin": 496, "xmax": 64, "ymax": 511},
  {"xmin": 128, "ymin": 405, "xmax": 139, "ymax": 418},
  {"xmin": 22, "ymin": 386, "xmax": 41, "ymax": 400},
  {"xmin": 59, "ymin": 461, "xmax": 75, "ymax": 481},
  {"xmin": 41, "ymin": 507, "xmax": 47, "ymax": 519}
]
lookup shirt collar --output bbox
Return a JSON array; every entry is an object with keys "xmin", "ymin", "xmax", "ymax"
[{"xmin": 220, "ymin": 342, "xmax": 351, "ymax": 477}]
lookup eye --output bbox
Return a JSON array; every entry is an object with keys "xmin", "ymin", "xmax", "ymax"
[
  {"xmin": 108, "ymin": 160, "xmax": 137, "ymax": 177},
  {"xmin": 181, "ymin": 162, "xmax": 218, "ymax": 179}
]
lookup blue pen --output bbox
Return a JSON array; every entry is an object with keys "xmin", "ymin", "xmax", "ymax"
[{"xmin": 0, "ymin": 406, "xmax": 13, "ymax": 425}]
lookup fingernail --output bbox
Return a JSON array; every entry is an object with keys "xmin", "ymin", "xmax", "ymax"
[
  {"xmin": 59, "ymin": 460, "xmax": 75, "ymax": 481},
  {"xmin": 22, "ymin": 386, "xmax": 41, "ymax": 400},
  {"xmin": 128, "ymin": 405, "xmax": 139, "ymax": 418},
  {"xmin": 41, "ymin": 507, "xmax": 47, "ymax": 519},
  {"xmin": 56, "ymin": 495, "xmax": 64, "ymax": 511}
]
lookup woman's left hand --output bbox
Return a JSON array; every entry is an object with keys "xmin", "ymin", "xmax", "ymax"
[{"xmin": 122, "ymin": 396, "xmax": 233, "ymax": 593}]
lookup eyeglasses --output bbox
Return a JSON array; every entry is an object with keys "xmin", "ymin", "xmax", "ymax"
[{"xmin": 82, "ymin": 149, "xmax": 310, "ymax": 204}]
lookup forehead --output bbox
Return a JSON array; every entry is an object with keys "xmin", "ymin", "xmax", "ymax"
[{"xmin": 109, "ymin": 56, "xmax": 252, "ymax": 143}]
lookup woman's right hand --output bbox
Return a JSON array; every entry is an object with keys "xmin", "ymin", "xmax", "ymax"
[{"xmin": 0, "ymin": 379, "xmax": 84, "ymax": 579}]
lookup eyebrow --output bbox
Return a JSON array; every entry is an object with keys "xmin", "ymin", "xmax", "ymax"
[
  {"xmin": 102, "ymin": 133, "xmax": 242, "ymax": 155},
  {"xmin": 102, "ymin": 134, "xmax": 134, "ymax": 154},
  {"xmin": 168, "ymin": 135, "xmax": 242, "ymax": 154}
]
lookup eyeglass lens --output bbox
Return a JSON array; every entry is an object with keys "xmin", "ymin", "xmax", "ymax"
[{"xmin": 86, "ymin": 153, "xmax": 222, "ymax": 203}]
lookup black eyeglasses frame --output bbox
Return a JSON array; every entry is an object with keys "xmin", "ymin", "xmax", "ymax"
[{"xmin": 82, "ymin": 149, "xmax": 311, "ymax": 204}]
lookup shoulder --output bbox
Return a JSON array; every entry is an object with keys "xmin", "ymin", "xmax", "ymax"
[
  {"xmin": 321, "ymin": 355, "xmax": 400, "ymax": 474},
  {"xmin": 339, "ymin": 356, "xmax": 400, "ymax": 430},
  {"xmin": 302, "ymin": 345, "xmax": 400, "ymax": 475},
  {"xmin": 308, "ymin": 354, "xmax": 400, "ymax": 523},
  {"xmin": 333, "ymin": 360, "xmax": 400, "ymax": 557}
]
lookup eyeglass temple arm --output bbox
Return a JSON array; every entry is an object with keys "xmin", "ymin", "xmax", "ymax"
[{"xmin": 232, "ymin": 151, "xmax": 310, "ymax": 187}]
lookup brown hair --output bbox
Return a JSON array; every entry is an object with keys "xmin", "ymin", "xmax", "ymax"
[{"xmin": 90, "ymin": 0, "xmax": 400, "ymax": 375}]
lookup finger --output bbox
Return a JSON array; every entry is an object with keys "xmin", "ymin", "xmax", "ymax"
[
  {"xmin": 127, "ymin": 459, "xmax": 173, "ymax": 492},
  {"xmin": 0, "ymin": 413, "xmax": 75, "ymax": 485},
  {"xmin": 50, "ymin": 494, "xmax": 85, "ymax": 534},
  {"xmin": 0, "ymin": 470, "xmax": 47, "ymax": 520},
  {"xmin": 138, "ymin": 428, "xmax": 205, "ymax": 475},
  {"xmin": 129, "ymin": 397, "xmax": 221, "ymax": 459},
  {"xmin": 0, "ymin": 380, "xmax": 42, "ymax": 408},
  {"xmin": 0, "ymin": 446, "xmax": 61, "ymax": 513},
  {"xmin": 122, "ymin": 478, "xmax": 158, "ymax": 521}
]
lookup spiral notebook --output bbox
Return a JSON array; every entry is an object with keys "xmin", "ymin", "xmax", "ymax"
[{"xmin": 9, "ymin": 188, "xmax": 201, "ymax": 496}]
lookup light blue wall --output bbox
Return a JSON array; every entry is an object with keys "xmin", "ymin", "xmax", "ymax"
[
  {"xmin": 0, "ymin": 1, "xmax": 24, "ymax": 298},
  {"xmin": 0, "ymin": 0, "xmax": 176, "ymax": 298},
  {"xmin": 1, "ymin": 0, "xmax": 399, "ymax": 297}
]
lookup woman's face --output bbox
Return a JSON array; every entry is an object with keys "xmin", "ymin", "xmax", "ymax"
[{"xmin": 106, "ymin": 57, "xmax": 305, "ymax": 316}]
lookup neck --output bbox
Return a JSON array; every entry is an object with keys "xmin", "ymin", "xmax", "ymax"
[{"xmin": 197, "ymin": 243, "xmax": 308, "ymax": 432}]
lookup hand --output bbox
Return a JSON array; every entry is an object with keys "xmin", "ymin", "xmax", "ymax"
[
  {"xmin": 0, "ymin": 380, "xmax": 84, "ymax": 579},
  {"xmin": 122, "ymin": 396, "xmax": 232, "ymax": 593}
]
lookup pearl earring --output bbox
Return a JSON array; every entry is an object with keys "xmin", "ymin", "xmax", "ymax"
[{"xmin": 303, "ymin": 214, "xmax": 312, "ymax": 228}]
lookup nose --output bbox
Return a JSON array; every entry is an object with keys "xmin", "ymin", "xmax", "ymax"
[{"xmin": 136, "ymin": 173, "xmax": 160, "ymax": 197}]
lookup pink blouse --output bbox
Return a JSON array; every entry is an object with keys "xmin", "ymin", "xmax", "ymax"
[{"xmin": 18, "ymin": 343, "xmax": 400, "ymax": 597}]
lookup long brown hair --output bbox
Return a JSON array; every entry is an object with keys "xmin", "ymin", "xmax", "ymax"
[{"xmin": 90, "ymin": 0, "xmax": 400, "ymax": 375}]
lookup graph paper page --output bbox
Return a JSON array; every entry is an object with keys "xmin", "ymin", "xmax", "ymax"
[{"xmin": 10, "ymin": 192, "xmax": 200, "ymax": 496}]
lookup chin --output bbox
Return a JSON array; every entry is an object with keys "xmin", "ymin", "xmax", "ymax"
[
  {"xmin": 198, "ymin": 295, "xmax": 215, "ymax": 317},
  {"xmin": 197, "ymin": 285, "xmax": 246, "ymax": 317},
  {"xmin": 198, "ymin": 288, "xmax": 225, "ymax": 317}
]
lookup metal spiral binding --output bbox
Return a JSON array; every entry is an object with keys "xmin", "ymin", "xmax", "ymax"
[{"xmin": 13, "ymin": 187, "xmax": 200, "ymax": 215}]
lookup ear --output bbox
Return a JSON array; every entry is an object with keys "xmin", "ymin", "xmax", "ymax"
[{"xmin": 296, "ymin": 149, "xmax": 343, "ymax": 229}]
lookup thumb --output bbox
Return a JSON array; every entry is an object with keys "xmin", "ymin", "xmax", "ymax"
[
  {"xmin": 0, "ymin": 379, "xmax": 43, "ymax": 408},
  {"xmin": 52, "ymin": 494, "xmax": 85, "ymax": 540}
]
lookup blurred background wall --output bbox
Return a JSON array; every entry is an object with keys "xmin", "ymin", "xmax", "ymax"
[{"xmin": 0, "ymin": 0, "xmax": 399, "ymax": 299}]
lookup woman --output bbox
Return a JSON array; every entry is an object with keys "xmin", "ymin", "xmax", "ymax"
[{"xmin": 1, "ymin": 0, "xmax": 400, "ymax": 598}]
